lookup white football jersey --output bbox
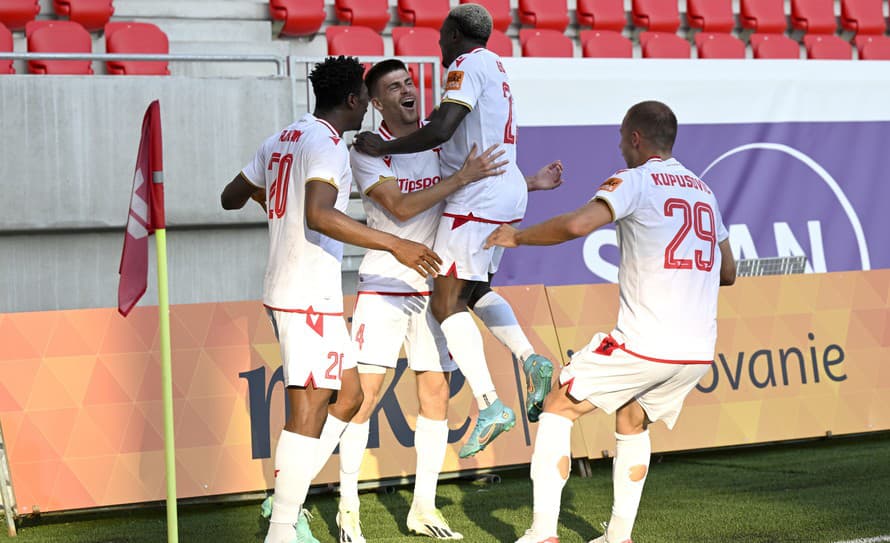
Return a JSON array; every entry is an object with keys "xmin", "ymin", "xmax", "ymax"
[
  {"xmin": 439, "ymin": 47, "xmax": 527, "ymax": 223},
  {"xmin": 241, "ymin": 113, "xmax": 352, "ymax": 313},
  {"xmin": 594, "ymin": 157, "xmax": 730, "ymax": 362},
  {"xmin": 350, "ymin": 121, "xmax": 442, "ymax": 293}
]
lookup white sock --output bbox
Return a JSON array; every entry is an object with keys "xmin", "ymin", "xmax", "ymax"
[
  {"xmin": 266, "ymin": 430, "xmax": 319, "ymax": 542},
  {"xmin": 607, "ymin": 430, "xmax": 651, "ymax": 543},
  {"xmin": 529, "ymin": 413, "xmax": 573, "ymax": 537},
  {"xmin": 338, "ymin": 420, "xmax": 369, "ymax": 511},
  {"xmin": 440, "ymin": 312, "xmax": 498, "ymax": 409},
  {"xmin": 312, "ymin": 413, "xmax": 349, "ymax": 477},
  {"xmin": 412, "ymin": 415, "xmax": 448, "ymax": 512},
  {"xmin": 472, "ymin": 291, "xmax": 535, "ymax": 362}
]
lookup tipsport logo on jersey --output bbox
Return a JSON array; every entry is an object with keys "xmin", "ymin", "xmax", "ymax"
[{"xmin": 499, "ymin": 121, "xmax": 890, "ymax": 286}]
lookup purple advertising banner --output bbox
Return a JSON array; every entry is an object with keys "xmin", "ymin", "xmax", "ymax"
[{"xmin": 498, "ymin": 121, "xmax": 890, "ymax": 286}]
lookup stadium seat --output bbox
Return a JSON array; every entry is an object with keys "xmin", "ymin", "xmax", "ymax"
[
  {"xmin": 695, "ymin": 32, "xmax": 746, "ymax": 58},
  {"xmin": 640, "ymin": 32, "xmax": 690, "ymax": 58},
  {"xmin": 487, "ymin": 28, "xmax": 514, "ymax": 57},
  {"xmin": 53, "ymin": 0, "xmax": 114, "ymax": 32},
  {"xmin": 461, "ymin": 0, "xmax": 511, "ymax": 32},
  {"xmin": 104, "ymin": 22, "xmax": 169, "ymax": 75},
  {"xmin": 519, "ymin": 28, "xmax": 573, "ymax": 57},
  {"xmin": 1, "ymin": 23, "xmax": 13, "ymax": 74},
  {"xmin": 687, "ymin": 0, "xmax": 736, "ymax": 33},
  {"xmin": 632, "ymin": 0, "xmax": 680, "ymax": 32},
  {"xmin": 580, "ymin": 29, "xmax": 632, "ymax": 58},
  {"xmin": 0, "ymin": 0, "xmax": 39, "ymax": 31},
  {"xmin": 518, "ymin": 0, "xmax": 569, "ymax": 31},
  {"xmin": 270, "ymin": 0, "xmax": 325, "ymax": 37},
  {"xmin": 750, "ymin": 33, "xmax": 801, "ymax": 57},
  {"xmin": 803, "ymin": 33, "xmax": 853, "ymax": 58},
  {"xmin": 334, "ymin": 0, "xmax": 389, "ymax": 34},
  {"xmin": 397, "ymin": 0, "xmax": 449, "ymax": 29},
  {"xmin": 790, "ymin": 0, "xmax": 839, "ymax": 34},
  {"xmin": 840, "ymin": 0, "xmax": 886, "ymax": 35},
  {"xmin": 740, "ymin": 0, "xmax": 788, "ymax": 33},
  {"xmin": 857, "ymin": 35, "xmax": 890, "ymax": 59},
  {"xmin": 26, "ymin": 20, "xmax": 93, "ymax": 74},
  {"xmin": 576, "ymin": 0, "xmax": 627, "ymax": 31},
  {"xmin": 326, "ymin": 25, "xmax": 384, "ymax": 56}
]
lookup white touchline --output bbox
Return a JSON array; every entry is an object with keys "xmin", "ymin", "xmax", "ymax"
[{"xmin": 833, "ymin": 536, "xmax": 890, "ymax": 543}]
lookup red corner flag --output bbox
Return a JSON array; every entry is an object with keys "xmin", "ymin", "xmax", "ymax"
[{"xmin": 118, "ymin": 100, "xmax": 166, "ymax": 316}]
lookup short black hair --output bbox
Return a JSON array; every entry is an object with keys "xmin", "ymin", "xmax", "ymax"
[
  {"xmin": 365, "ymin": 59, "xmax": 409, "ymax": 98},
  {"xmin": 309, "ymin": 56, "xmax": 365, "ymax": 111},
  {"xmin": 625, "ymin": 101, "xmax": 678, "ymax": 151},
  {"xmin": 444, "ymin": 4, "xmax": 492, "ymax": 44}
]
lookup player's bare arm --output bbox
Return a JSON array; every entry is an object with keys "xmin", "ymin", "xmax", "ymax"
[
  {"xmin": 354, "ymin": 102, "xmax": 470, "ymax": 157},
  {"xmin": 484, "ymin": 198, "xmax": 613, "ymax": 248},
  {"xmin": 305, "ymin": 180, "xmax": 442, "ymax": 277},
  {"xmin": 718, "ymin": 239, "xmax": 736, "ymax": 286},
  {"xmin": 525, "ymin": 160, "xmax": 564, "ymax": 192},
  {"xmin": 367, "ymin": 144, "xmax": 507, "ymax": 222},
  {"xmin": 220, "ymin": 173, "xmax": 263, "ymax": 210}
]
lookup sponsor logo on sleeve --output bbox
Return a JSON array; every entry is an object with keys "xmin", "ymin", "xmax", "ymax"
[
  {"xmin": 598, "ymin": 177, "xmax": 623, "ymax": 192},
  {"xmin": 446, "ymin": 71, "xmax": 464, "ymax": 91}
]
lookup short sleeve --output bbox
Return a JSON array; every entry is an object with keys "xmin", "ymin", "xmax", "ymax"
[
  {"xmin": 441, "ymin": 55, "xmax": 483, "ymax": 111},
  {"xmin": 305, "ymin": 137, "xmax": 348, "ymax": 189},
  {"xmin": 350, "ymin": 148, "xmax": 396, "ymax": 195},
  {"xmin": 240, "ymin": 145, "xmax": 266, "ymax": 189},
  {"xmin": 592, "ymin": 171, "xmax": 644, "ymax": 222}
]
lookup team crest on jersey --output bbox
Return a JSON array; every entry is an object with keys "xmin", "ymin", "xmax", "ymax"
[
  {"xmin": 383, "ymin": 156, "xmax": 392, "ymax": 168},
  {"xmin": 599, "ymin": 177, "xmax": 623, "ymax": 192},
  {"xmin": 330, "ymin": 135, "xmax": 341, "ymax": 146},
  {"xmin": 446, "ymin": 71, "xmax": 464, "ymax": 91}
]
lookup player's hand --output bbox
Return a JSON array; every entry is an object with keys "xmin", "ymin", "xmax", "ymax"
[
  {"xmin": 250, "ymin": 189, "xmax": 267, "ymax": 212},
  {"xmin": 484, "ymin": 224, "xmax": 520, "ymax": 249},
  {"xmin": 454, "ymin": 144, "xmax": 508, "ymax": 186},
  {"xmin": 391, "ymin": 238, "xmax": 442, "ymax": 277},
  {"xmin": 353, "ymin": 132, "xmax": 386, "ymax": 157},
  {"xmin": 526, "ymin": 160, "xmax": 564, "ymax": 191}
]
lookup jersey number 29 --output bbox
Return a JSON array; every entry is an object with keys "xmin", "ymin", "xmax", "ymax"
[{"xmin": 663, "ymin": 198, "xmax": 716, "ymax": 271}]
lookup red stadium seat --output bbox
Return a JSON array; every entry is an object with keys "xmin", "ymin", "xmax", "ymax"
[
  {"xmin": 580, "ymin": 29, "xmax": 632, "ymax": 58},
  {"xmin": 695, "ymin": 32, "xmax": 746, "ymax": 58},
  {"xmin": 687, "ymin": 0, "xmax": 735, "ymax": 33},
  {"xmin": 26, "ymin": 20, "xmax": 93, "ymax": 74},
  {"xmin": 0, "ymin": 0, "xmax": 40, "ymax": 31},
  {"xmin": 632, "ymin": 0, "xmax": 680, "ymax": 32},
  {"xmin": 740, "ymin": 0, "xmax": 788, "ymax": 33},
  {"xmin": 857, "ymin": 35, "xmax": 890, "ymax": 59},
  {"xmin": 334, "ymin": 0, "xmax": 389, "ymax": 34},
  {"xmin": 1, "ymin": 23, "xmax": 14, "ymax": 74},
  {"xmin": 790, "ymin": 0, "xmax": 838, "ymax": 34},
  {"xmin": 518, "ymin": 0, "xmax": 569, "ymax": 31},
  {"xmin": 270, "ymin": 0, "xmax": 324, "ymax": 37},
  {"xmin": 519, "ymin": 28, "xmax": 573, "ymax": 57},
  {"xmin": 803, "ymin": 33, "xmax": 853, "ymax": 58},
  {"xmin": 640, "ymin": 32, "xmax": 691, "ymax": 58},
  {"xmin": 397, "ymin": 0, "xmax": 449, "ymax": 28},
  {"xmin": 54, "ymin": 0, "xmax": 114, "ymax": 32},
  {"xmin": 326, "ymin": 25, "xmax": 384, "ymax": 56},
  {"xmin": 750, "ymin": 33, "xmax": 800, "ymax": 57},
  {"xmin": 487, "ymin": 28, "xmax": 513, "ymax": 57},
  {"xmin": 576, "ymin": 0, "xmax": 626, "ymax": 31},
  {"xmin": 840, "ymin": 0, "xmax": 886, "ymax": 35},
  {"xmin": 461, "ymin": 0, "xmax": 511, "ymax": 32},
  {"xmin": 104, "ymin": 22, "xmax": 169, "ymax": 75}
]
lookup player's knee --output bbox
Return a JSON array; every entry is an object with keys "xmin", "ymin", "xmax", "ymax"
[
  {"xmin": 418, "ymin": 377, "xmax": 450, "ymax": 418},
  {"xmin": 558, "ymin": 455, "xmax": 571, "ymax": 480},
  {"xmin": 628, "ymin": 464, "xmax": 648, "ymax": 482}
]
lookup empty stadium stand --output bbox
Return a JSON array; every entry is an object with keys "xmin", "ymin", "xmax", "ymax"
[
  {"xmin": 687, "ymin": 0, "xmax": 736, "ymax": 32},
  {"xmin": 640, "ymin": 31, "xmax": 691, "ymax": 58},
  {"xmin": 791, "ymin": 0, "xmax": 840, "ymax": 34},
  {"xmin": 632, "ymin": 0, "xmax": 681, "ymax": 32},
  {"xmin": 26, "ymin": 20, "xmax": 93, "ymax": 74},
  {"xmin": 53, "ymin": 0, "xmax": 114, "ymax": 32},
  {"xmin": 270, "ymin": 0, "xmax": 324, "ymax": 37},
  {"xmin": 580, "ymin": 29, "xmax": 633, "ymax": 57},
  {"xmin": 804, "ymin": 33, "xmax": 854, "ymax": 58},
  {"xmin": 326, "ymin": 25, "xmax": 384, "ymax": 56},
  {"xmin": 487, "ymin": 28, "xmax": 514, "ymax": 57},
  {"xmin": 519, "ymin": 28, "xmax": 573, "ymax": 57},
  {"xmin": 0, "ymin": 0, "xmax": 39, "ymax": 31},
  {"xmin": 397, "ymin": 0, "xmax": 449, "ymax": 29},
  {"xmin": 857, "ymin": 34, "xmax": 890, "ymax": 59},
  {"xmin": 750, "ymin": 33, "xmax": 802, "ymax": 57},
  {"xmin": 518, "ymin": 0, "xmax": 570, "ymax": 31},
  {"xmin": 104, "ymin": 21, "xmax": 170, "ymax": 75},
  {"xmin": 1, "ymin": 23, "xmax": 13, "ymax": 73},
  {"xmin": 462, "ymin": 0, "xmax": 511, "ymax": 32},
  {"xmin": 740, "ymin": 0, "xmax": 789, "ymax": 32},
  {"xmin": 840, "ymin": 0, "xmax": 886, "ymax": 35},
  {"xmin": 576, "ymin": 0, "xmax": 627, "ymax": 31},
  {"xmin": 334, "ymin": 0, "xmax": 389, "ymax": 34},
  {"xmin": 695, "ymin": 32, "xmax": 747, "ymax": 58}
]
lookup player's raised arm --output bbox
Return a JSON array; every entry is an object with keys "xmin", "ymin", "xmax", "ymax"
[
  {"xmin": 353, "ymin": 102, "xmax": 470, "ymax": 157},
  {"xmin": 525, "ymin": 160, "xmax": 564, "ymax": 192},
  {"xmin": 484, "ymin": 198, "xmax": 614, "ymax": 248}
]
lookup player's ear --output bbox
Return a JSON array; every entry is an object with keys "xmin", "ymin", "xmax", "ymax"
[
  {"xmin": 371, "ymin": 96, "xmax": 384, "ymax": 113},
  {"xmin": 631, "ymin": 130, "xmax": 642, "ymax": 148}
]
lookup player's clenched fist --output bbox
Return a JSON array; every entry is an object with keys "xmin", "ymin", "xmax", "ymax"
[
  {"xmin": 484, "ymin": 224, "xmax": 520, "ymax": 249},
  {"xmin": 353, "ymin": 131, "xmax": 386, "ymax": 157},
  {"xmin": 391, "ymin": 238, "xmax": 442, "ymax": 277}
]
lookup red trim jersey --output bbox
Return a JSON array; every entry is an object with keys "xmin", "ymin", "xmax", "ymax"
[
  {"xmin": 349, "ymin": 121, "xmax": 442, "ymax": 293},
  {"xmin": 241, "ymin": 113, "xmax": 352, "ymax": 313},
  {"xmin": 594, "ymin": 157, "xmax": 730, "ymax": 362},
  {"xmin": 439, "ymin": 47, "xmax": 526, "ymax": 223}
]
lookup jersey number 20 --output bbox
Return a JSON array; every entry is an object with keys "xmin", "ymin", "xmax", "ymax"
[
  {"xmin": 663, "ymin": 198, "xmax": 716, "ymax": 271},
  {"xmin": 267, "ymin": 152, "xmax": 293, "ymax": 219}
]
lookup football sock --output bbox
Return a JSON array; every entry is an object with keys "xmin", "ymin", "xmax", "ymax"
[
  {"xmin": 608, "ymin": 430, "xmax": 651, "ymax": 543},
  {"xmin": 266, "ymin": 430, "xmax": 318, "ymax": 542},
  {"xmin": 413, "ymin": 415, "xmax": 449, "ymax": 512},
  {"xmin": 472, "ymin": 291, "xmax": 535, "ymax": 362},
  {"xmin": 529, "ymin": 413, "xmax": 573, "ymax": 538},
  {"xmin": 440, "ymin": 312, "xmax": 498, "ymax": 409},
  {"xmin": 312, "ymin": 413, "xmax": 349, "ymax": 477},
  {"xmin": 338, "ymin": 420, "xmax": 370, "ymax": 511}
]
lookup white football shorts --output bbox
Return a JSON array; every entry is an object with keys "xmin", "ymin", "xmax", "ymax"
[
  {"xmin": 266, "ymin": 307, "xmax": 357, "ymax": 391},
  {"xmin": 350, "ymin": 292, "xmax": 456, "ymax": 373},
  {"xmin": 433, "ymin": 215, "xmax": 514, "ymax": 282},
  {"xmin": 559, "ymin": 332, "xmax": 711, "ymax": 429}
]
